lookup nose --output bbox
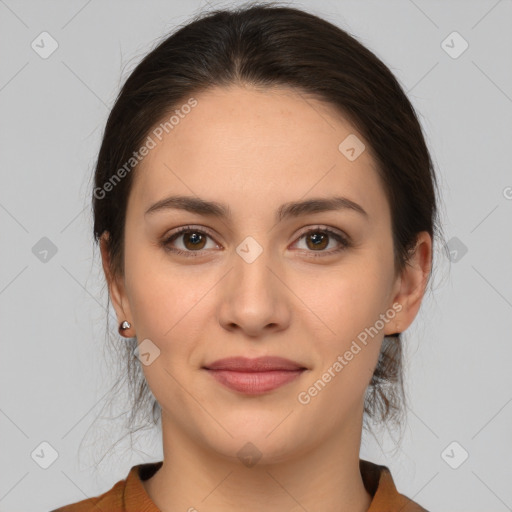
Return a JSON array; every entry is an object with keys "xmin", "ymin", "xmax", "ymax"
[{"xmin": 217, "ymin": 244, "xmax": 291, "ymax": 338}]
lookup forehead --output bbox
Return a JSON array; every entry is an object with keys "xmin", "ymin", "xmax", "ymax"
[{"xmin": 129, "ymin": 85, "xmax": 387, "ymax": 221}]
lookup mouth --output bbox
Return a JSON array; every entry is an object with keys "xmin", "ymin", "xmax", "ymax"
[
  {"xmin": 203, "ymin": 355, "xmax": 306, "ymax": 372},
  {"xmin": 202, "ymin": 356, "xmax": 307, "ymax": 395},
  {"xmin": 203, "ymin": 368, "xmax": 306, "ymax": 395}
]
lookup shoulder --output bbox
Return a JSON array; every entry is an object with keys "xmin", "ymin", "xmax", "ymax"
[
  {"xmin": 49, "ymin": 470, "xmax": 129, "ymax": 511},
  {"xmin": 360, "ymin": 459, "xmax": 430, "ymax": 512},
  {"xmin": 50, "ymin": 461, "xmax": 163, "ymax": 512}
]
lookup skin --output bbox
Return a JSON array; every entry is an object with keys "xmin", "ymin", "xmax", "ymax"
[{"xmin": 100, "ymin": 84, "xmax": 432, "ymax": 512}]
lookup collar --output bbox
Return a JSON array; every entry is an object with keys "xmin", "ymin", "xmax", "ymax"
[{"xmin": 124, "ymin": 459, "xmax": 427, "ymax": 512}]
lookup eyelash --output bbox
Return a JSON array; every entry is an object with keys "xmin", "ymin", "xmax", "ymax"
[{"xmin": 161, "ymin": 225, "xmax": 351, "ymax": 258}]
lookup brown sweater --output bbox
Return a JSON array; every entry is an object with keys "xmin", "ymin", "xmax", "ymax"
[{"xmin": 51, "ymin": 459, "xmax": 429, "ymax": 511}]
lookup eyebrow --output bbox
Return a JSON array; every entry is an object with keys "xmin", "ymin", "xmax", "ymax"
[{"xmin": 144, "ymin": 194, "xmax": 368, "ymax": 222}]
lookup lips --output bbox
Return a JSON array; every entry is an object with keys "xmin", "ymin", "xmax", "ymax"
[
  {"xmin": 203, "ymin": 356, "xmax": 307, "ymax": 395},
  {"xmin": 203, "ymin": 356, "xmax": 306, "ymax": 372}
]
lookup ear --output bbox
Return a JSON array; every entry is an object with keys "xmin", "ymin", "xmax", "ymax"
[
  {"xmin": 384, "ymin": 231, "xmax": 432, "ymax": 335},
  {"xmin": 99, "ymin": 232, "xmax": 133, "ymax": 329}
]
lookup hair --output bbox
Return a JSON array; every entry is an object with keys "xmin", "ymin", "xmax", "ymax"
[{"xmin": 85, "ymin": 1, "xmax": 445, "ymax": 466}]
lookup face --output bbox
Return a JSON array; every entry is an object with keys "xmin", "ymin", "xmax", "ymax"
[{"xmin": 103, "ymin": 85, "xmax": 427, "ymax": 463}]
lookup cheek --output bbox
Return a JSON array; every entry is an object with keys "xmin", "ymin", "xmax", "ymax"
[
  {"xmin": 123, "ymin": 245, "xmax": 177, "ymax": 336},
  {"xmin": 124, "ymin": 245, "xmax": 218, "ymax": 351},
  {"xmin": 299, "ymin": 260, "xmax": 391, "ymax": 336},
  {"xmin": 296, "ymin": 269, "xmax": 387, "ymax": 412},
  {"xmin": 294, "ymin": 258, "xmax": 392, "ymax": 396}
]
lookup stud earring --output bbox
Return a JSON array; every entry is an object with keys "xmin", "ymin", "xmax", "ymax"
[{"xmin": 118, "ymin": 320, "xmax": 132, "ymax": 335}]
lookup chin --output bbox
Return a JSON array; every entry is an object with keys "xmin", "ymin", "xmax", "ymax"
[{"xmin": 197, "ymin": 415, "xmax": 315, "ymax": 467}]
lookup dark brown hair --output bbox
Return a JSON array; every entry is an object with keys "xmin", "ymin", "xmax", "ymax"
[{"xmin": 87, "ymin": 1, "xmax": 444, "ymax": 464}]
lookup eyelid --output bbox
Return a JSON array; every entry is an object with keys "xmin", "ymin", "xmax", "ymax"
[
  {"xmin": 167, "ymin": 224, "xmax": 218, "ymax": 240},
  {"xmin": 294, "ymin": 224, "xmax": 348, "ymax": 240}
]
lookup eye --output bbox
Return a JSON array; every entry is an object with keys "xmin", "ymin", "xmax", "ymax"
[
  {"xmin": 161, "ymin": 225, "xmax": 351, "ymax": 258},
  {"xmin": 292, "ymin": 227, "xmax": 351, "ymax": 256},
  {"xmin": 161, "ymin": 225, "xmax": 220, "ymax": 257}
]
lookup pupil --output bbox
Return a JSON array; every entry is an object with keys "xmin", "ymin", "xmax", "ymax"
[
  {"xmin": 311, "ymin": 233, "xmax": 323, "ymax": 245},
  {"xmin": 188, "ymin": 233, "xmax": 201, "ymax": 245},
  {"xmin": 308, "ymin": 232, "xmax": 327, "ymax": 250}
]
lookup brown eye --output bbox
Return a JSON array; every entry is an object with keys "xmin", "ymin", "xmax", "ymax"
[
  {"xmin": 294, "ymin": 227, "xmax": 351, "ymax": 256},
  {"xmin": 162, "ymin": 226, "xmax": 219, "ymax": 257},
  {"xmin": 305, "ymin": 232, "xmax": 329, "ymax": 250},
  {"xmin": 181, "ymin": 231, "xmax": 207, "ymax": 250},
  {"xmin": 162, "ymin": 225, "xmax": 350, "ymax": 259}
]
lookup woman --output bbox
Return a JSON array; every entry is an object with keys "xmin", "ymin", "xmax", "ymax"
[{"xmin": 52, "ymin": 2, "xmax": 442, "ymax": 511}]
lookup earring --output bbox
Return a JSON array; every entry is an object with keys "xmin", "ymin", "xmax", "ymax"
[{"xmin": 119, "ymin": 320, "xmax": 131, "ymax": 336}]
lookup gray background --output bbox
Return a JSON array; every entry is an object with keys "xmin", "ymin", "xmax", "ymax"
[{"xmin": 1, "ymin": 0, "xmax": 511, "ymax": 511}]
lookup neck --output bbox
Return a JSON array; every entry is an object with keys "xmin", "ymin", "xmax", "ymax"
[{"xmin": 143, "ymin": 412, "xmax": 372, "ymax": 512}]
